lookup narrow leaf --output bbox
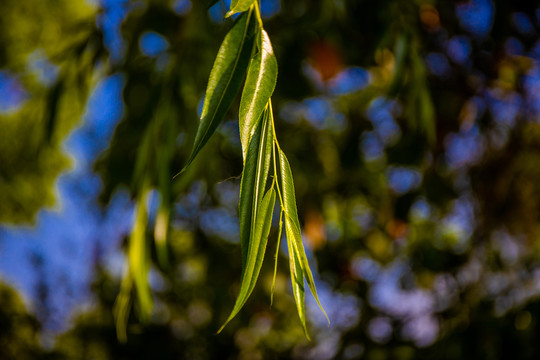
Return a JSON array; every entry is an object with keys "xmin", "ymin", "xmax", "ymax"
[
  {"xmin": 113, "ymin": 274, "xmax": 132, "ymax": 343},
  {"xmin": 178, "ymin": 9, "xmax": 257, "ymax": 175},
  {"xmin": 128, "ymin": 185, "xmax": 153, "ymax": 320},
  {"xmin": 270, "ymin": 209, "xmax": 283, "ymax": 305},
  {"xmin": 154, "ymin": 206, "xmax": 170, "ymax": 269},
  {"xmin": 227, "ymin": 0, "xmax": 257, "ymax": 17},
  {"xmin": 218, "ymin": 188, "xmax": 275, "ymax": 332},
  {"xmin": 388, "ymin": 33, "xmax": 408, "ymax": 96},
  {"xmin": 279, "ymin": 149, "xmax": 329, "ymax": 325},
  {"xmin": 238, "ymin": 108, "xmax": 273, "ymax": 267},
  {"xmin": 239, "ymin": 29, "xmax": 278, "ymax": 159},
  {"xmin": 287, "ymin": 226, "xmax": 309, "ymax": 339},
  {"xmin": 247, "ymin": 187, "xmax": 276, "ymax": 293},
  {"xmin": 218, "ymin": 107, "xmax": 274, "ymax": 332}
]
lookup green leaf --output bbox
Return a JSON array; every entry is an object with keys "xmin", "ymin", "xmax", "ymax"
[
  {"xmin": 227, "ymin": 0, "xmax": 257, "ymax": 17},
  {"xmin": 239, "ymin": 29, "xmax": 278, "ymax": 160},
  {"xmin": 270, "ymin": 209, "xmax": 283, "ymax": 305},
  {"xmin": 279, "ymin": 149, "xmax": 329, "ymax": 329},
  {"xmin": 113, "ymin": 275, "xmax": 132, "ymax": 343},
  {"xmin": 154, "ymin": 206, "xmax": 170, "ymax": 269},
  {"xmin": 128, "ymin": 184, "xmax": 153, "ymax": 321},
  {"xmin": 178, "ymin": 9, "xmax": 257, "ymax": 175},
  {"xmin": 286, "ymin": 224, "xmax": 309, "ymax": 339},
  {"xmin": 238, "ymin": 107, "xmax": 273, "ymax": 268},
  {"xmin": 247, "ymin": 187, "xmax": 275, "ymax": 292},
  {"xmin": 218, "ymin": 107, "xmax": 274, "ymax": 332},
  {"xmin": 388, "ymin": 33, "xmax": 408, "ymax": 97}
]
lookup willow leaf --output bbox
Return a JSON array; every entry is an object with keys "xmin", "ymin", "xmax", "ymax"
[
  {"xmin": 388, "ymin": 33, "xmax": 408, "ymax": 96},
  {"xmin": 113, "ymin": 275, "xmax": 132, "ymax": 343},
  {"xmin": 239, "ymin": 29, "xmax": 277, "ymax": 160},
  {"xmin": 218, "ymin": 108, "xmax": 274, "ymax": 332},
  {"xmin": 247, "ymin": 187, "xmax": 275, "ymax": 293},
  {"xmin": 179, "ymin": 9, "xmax": 256, "ymax": 174},
  {"xmin": 227, "ymin": 0, "xmax": 257, "ymax": 17},
  {"xmin": 238, "ymin": 108, "xmax": 273, "ymax": 267},
  {"xmin": 287, "ymin": 226, "xmax": 309, "ymax": 339},
  {"xmin": 128, "ymin": 185, "xmax": 153, "ymax": 320},
  {"xmin": 154, "ymin": 206, "xmax": 170, "ymax": 269},
  {"xmin": 270, "ymin": 209, "xmax": 283, "ymax": 305},
  {"xmin": 279, "ymin": 149, "xmax": 329, "ymax": 324}
]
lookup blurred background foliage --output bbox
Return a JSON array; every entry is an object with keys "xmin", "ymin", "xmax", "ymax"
[{"xmin": 3, "ymin": 0, "xmax": 540, "ymax": 358}]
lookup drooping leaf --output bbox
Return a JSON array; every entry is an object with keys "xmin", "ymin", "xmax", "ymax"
[
  {"xmin": 239, "ymin": 107, "xmax": 273, "ymax": 268},
  {"xmin": 154, "ymin": 206, "xmax": 170, "ymax": 269},
  {"xmin": 128, "ymin": 183, "xmax": 153, "ymax": 321},
  {"xmin": 239, "ymin": 29, "xmax": 278, "ymax": 159},
  {"xmin": 247, "ymin": 187, "xmax": 275, "ymax": 292},
  {"xmin": 226, "ymin": 0, "xmax": 257, "ymax": 17},
  {"xmin": 218, "ymin": 107, "xmax": 274, "ymax": 332},
  {"xmin": 178, "ymin": 9, "xmax": 257, "ymax": 175},
  {"xmin": 287, "ymin": 225, "xmax": 309, "ymax": 339},
  {"xmin": 113, "ymin": 275, "xmax": 133, "ymax": 343},
  {"xmin": 388, "ymin": 33, "xmax": 408, "ymax": 96},
  {"xmin": 154, "ymin": 114, "xmax": 176, "ymax": 269},
  {"xmin": 270, "ymin": 209, "xmax": 283, "ymax": 305},
  {"xmin": 279, "ymin": 149, "xmax": 329, "ymax": 326}
]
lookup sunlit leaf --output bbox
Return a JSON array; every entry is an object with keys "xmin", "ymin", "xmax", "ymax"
[
  {"xmin": 218, "ymin": 106, "xmax": 274, "ymax": 332},
  {"xmin": 154, "ymin": 206, "xmax": 170, "ymax": 269},
  {"xmin": 287, "ymin": 225, "xmax": 309, "ymax": 338},
  {"xmin": 239, "ymin": 29, "xmax": 277, "ymax": 160},
  {"xmin": 245, "ymin": 186, "xmax": 275, "ymax": 293},
  {"xmin": 227, "ymin": 0, "xmax": 257, "ymax": 17},
  {"xmin": 178, "ymin": 9, "xmax": 257, "ymax": 175},
  {"xmin": 113, "ymin": 275, "xmax": 132, "ymax": 343},
  {"xmin": 238, "ymin": 107, "xmax": 273, "ymax": 268},
  {"xmin": 279, "ymin": 149, "xmax": 329, "ymax": 329},
  {"xmin": 271, "ymin": 209, "xmax": 283, "ymax": 305},
  {"xmin": 128, "ymin": 184, "xmax": 153, "ymax": 321}
]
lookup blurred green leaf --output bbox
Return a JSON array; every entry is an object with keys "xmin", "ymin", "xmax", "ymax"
[
  {"xmin": 128, "ymin": 183, "xmax": 153, "ymax": 321},
  {"xmin": 388, "ymin": 33, "xmax": 408, "ymax": 96}
]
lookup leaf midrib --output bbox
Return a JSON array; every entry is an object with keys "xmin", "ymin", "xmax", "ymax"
[{"xmin": 192, "ymin": 9, "xmax": 254, "ymax": 159}]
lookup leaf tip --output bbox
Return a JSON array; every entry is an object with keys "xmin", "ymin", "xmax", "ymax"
[
  {"xmin": 302, "ymin": 322, "xmax": 311, "ymax": 341},
  {"xmin": 216, "ymin": 323, "xmax": 226, "ymax": 335},
  {"xmin": 172, "ymin": 166, "xmax": 187, "ymax": 180},
  {"xmin": 217, "ymin": 314, "xmax": 234, "ymax": 335}
]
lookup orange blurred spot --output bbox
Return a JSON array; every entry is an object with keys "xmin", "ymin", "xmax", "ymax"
[
  {"xmin": 419, "ymin": 4, "xmax": 440, "ymax": 31},
  {"xmin": 386, "ymin": 219, "xmax": 408, "ymax": 239},
  {"xmin": 458, "ymin": 99, "xmax": 477, "ymax": 132},
  {"xmin": 304, "ymin": 209, "xmax": 326, "ymax": 250},
  {"xmin": 308, "ymin": 41, "xmax": 343, "ymax": 81}
]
